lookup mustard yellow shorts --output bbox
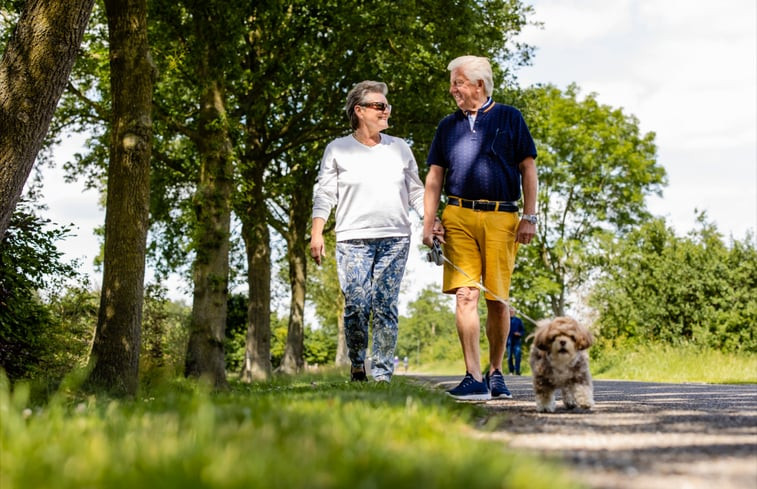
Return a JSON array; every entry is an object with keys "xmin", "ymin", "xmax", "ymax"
[{"xmin": 441, "ymin": 203, "xmax": 519, "ymax": 300}]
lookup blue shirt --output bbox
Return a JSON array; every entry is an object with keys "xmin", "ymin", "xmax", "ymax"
[
  {"xmin": 508, "ymin": 316, "xmax": 525, "ymax": 345},
  {"xmin": 426, "ymin": 102, "xmax": 537, "ymax": 201}
]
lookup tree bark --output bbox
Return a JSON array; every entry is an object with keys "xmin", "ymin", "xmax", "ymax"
[
  {"xmin": 183, "ymin": 80, "xmax": 232, "ymax": 389},
  {"xmin": 280, "ymin": 185, "xmax": 311, "ymax": 374},
  {"xmin": 0, "ymin": 0, "xmax": 94, "ymax": 238},
  {"xmin": 85, "ymin": 0, "xmax": 152, "ymax": 397},
  {"xmin": 240, "ymin": 172, "xmax": 272, "ymax": 382}
]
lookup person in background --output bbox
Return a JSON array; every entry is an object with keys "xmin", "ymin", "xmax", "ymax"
[
  {"xmin": 422, "ymin": 55, "xmax": 538, "ymax": 400},
  {"xmin": 506, "ymin": 306, "xmax": 525, "ymax": 375},
  {"xmin": 310, "ymin": 80, "xmax": 427, "ymax": 383}
]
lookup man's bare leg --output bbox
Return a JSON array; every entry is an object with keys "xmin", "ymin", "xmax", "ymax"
[
  {"xmin": 485, "ymin": 299, "xmax": 509, "ymax": 374},
  {"xmin": 455, "ymin": 287, "xmax": 482, "ymax": 381}
]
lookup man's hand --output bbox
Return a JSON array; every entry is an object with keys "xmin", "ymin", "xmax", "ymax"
[
  {"xmin": 516, "ymin": 220, "xmax": 536, "ymax": 244},
  {"xmin": 423, "ymin": 217, "xmax": 445, "ymax": 247}
]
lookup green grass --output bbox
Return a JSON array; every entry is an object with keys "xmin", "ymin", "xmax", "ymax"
[
  {"xmin": 413, "ymin": 342, "xmax": 757, "ymax": 384},
  {"xmin": 1, "ymin": 370, "xmax": 581, "ymax": 489},
  {"xmin": 590, "ymin": 342, "xmax": 757, "ymax": 384},
  {"xmin": 5, "ymin": 343, "xmax": 752, "ymax": 489}
]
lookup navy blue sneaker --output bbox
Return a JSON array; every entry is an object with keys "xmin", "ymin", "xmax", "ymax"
[
  {"xmin": 485, "ymin": 369, "xmax": 512, "ymax": 399},
  {"xmin": 446, "ymin": 372, "xmax": 491, "ymax": 400}
]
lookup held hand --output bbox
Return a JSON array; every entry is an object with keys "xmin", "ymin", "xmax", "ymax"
[
  {"xmin": 423, "ymin": 217, "xmax": 446, "ymax": 247},
  {"xmin": 516, "ymin": 220, "xmax": 536, "ymax": 244}
]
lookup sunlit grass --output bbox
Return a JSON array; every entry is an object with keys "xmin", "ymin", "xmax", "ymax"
[
  {"xmin": 412, "ymin": 342, "xmax": 755, "ymax": 384},
  {"xmin": 591, "ymin": 342, "xmax": 757, "ymax": 384},
  {"xmin": 1, "ymin": 370, "xmax": 581, "ymax": 489}
]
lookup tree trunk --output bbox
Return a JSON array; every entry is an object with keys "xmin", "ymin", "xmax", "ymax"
[
  {"xmin": 280, "ymin": 186, "xmax": 310, "ymax": 374},
  {"xmin": 0, "ymin": 0, "xmax": 94, "ymax": 238},
  {"xmin": 85, "ymin": 0, "xmax": 152, "ymax": 397},
  {"xmin": 181, "ymin": 4, "xmax": 233, "ymax": 388},
  {"xmin": 240, "ymin": 178, "xmax": 272, "ymax": 382},
  {"xmin": 183, "ymin": 80, "xmax": 232, "ymax": 389}
]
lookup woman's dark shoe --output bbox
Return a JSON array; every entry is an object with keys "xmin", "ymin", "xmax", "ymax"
[{"xmin": 350, "ymin": 365, "xmax": 367, "ymax": 382}]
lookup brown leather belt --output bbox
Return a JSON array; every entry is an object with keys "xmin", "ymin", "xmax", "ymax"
[{"xmin": 447, "ymin": 197, "xmax": 518, "ymax": 212}]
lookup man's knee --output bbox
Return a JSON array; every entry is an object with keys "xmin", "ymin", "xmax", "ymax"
[{"xmin": 455, "ymin": 287, "xmax": 479, "ymax": 309}]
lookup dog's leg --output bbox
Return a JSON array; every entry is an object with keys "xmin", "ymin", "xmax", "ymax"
[
  {"xmin": 573, "ymin": 383, "xmax": 594, "ymax": 410},
  {"xmin": 534, "ymin": 385, "xmax": 556, "ymax": 413},
  {"xmin": 562, "ymin": 387, "xmax": 577, "ymax": 410}
]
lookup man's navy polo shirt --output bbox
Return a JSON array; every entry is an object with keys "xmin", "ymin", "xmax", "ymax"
[{"xmin": 426, "ymin": 102, "xmax": 537, "ymax": 202}]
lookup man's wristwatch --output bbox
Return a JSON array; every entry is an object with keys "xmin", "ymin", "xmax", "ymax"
[{"xmin": 521, "ymin": 214, "xmax": 538, "ymax": 225}]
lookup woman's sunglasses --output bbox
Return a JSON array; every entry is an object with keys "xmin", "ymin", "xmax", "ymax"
[{"xmin": 359, "ymin": 102, "xmax": 392, "ymax": 112}]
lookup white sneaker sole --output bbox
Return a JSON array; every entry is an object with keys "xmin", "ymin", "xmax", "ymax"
[{"xmin": 446, "ymin": 391, "xmax": 492, "ymax": 401}]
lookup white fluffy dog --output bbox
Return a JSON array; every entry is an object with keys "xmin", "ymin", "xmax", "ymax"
[{"xmin": 528, "ymin": 316, "xmax": 594, "ymax": 413}]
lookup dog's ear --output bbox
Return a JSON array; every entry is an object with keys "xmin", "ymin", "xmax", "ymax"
[
  {"xmin": 576, "ymin": 324, "xmax": 594, "ymax": 350},
  {"xmin": 532, "ymin": 320, "xmax": 552, "ymax": 351}
]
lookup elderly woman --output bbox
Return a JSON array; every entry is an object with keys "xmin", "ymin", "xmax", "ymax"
[{"xmin": 310, "ymin": 80, "xmax": 428, "ymax": 383}]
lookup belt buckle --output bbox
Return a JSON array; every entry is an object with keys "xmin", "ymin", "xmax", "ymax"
[{"xmin": 472, "ymin": 200, "xmax": 491, "ymax": 211}]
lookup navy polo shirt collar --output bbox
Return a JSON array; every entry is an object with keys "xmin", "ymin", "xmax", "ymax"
[{"xmin": 465, "ymin": 97, "xmax": 493, "ymax": 129}]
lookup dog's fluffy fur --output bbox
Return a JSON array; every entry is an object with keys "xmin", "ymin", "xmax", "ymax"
[{"xmin": 528, "ymin": 316, "xmax": 594, "ymax": 413}]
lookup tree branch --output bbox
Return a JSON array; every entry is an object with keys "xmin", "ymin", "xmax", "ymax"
[{"xmin": 66, "ymin": 81, "xmax": 109, "ymax": 121}]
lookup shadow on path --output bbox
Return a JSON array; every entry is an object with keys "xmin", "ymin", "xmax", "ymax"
[{"xmin": 410, "ymin": 375, "xmax": 757, "ymax": 489}]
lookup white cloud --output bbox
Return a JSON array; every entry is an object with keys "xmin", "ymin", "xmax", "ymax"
[
  {"xmin": 524, "ymin": 0, "xmax": 633, "ymax": 45},
  {"xmin": 515, "ymin": 0, "xmax": 756, "ymax": 240},
  {"xmin": 637, "ymin": 0, "xmax": 755, "ymax": 36}
]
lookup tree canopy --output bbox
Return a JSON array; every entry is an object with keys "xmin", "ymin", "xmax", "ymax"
[
  {"xmin": 6, "ymin": 0, "xmax": 754, "ymax": 392},
  {"xmin": 589, "ymin": 215, "xmax": 756, "ymax": 352},
  {"xmin": 510, "ymin": 83, "xmax": 666, "ymax": 316}
]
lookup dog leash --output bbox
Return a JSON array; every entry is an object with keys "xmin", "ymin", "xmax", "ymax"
[{"xmin": 427, "ymin": 239, "xmax": 540, "ymax": 327}]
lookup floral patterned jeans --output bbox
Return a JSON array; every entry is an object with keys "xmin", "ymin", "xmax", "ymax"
[{"xmin": 335, "ymin": 237, "xmax": 410, "ymax": 381}]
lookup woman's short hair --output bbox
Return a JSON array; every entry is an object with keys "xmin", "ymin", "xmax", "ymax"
[
  {"xmin": 447, "ymin": 56, "xmax": 493, "ymax": 97},
  {"xmin": 345, "ymin": 81, "xmax": 388, "ymax": 131}
]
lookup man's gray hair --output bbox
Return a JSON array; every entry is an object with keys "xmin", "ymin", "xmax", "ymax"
[
  {"xmin": 344, "ymin": 80, "xmax": 388, "ymax": 130},
  {"xmin": 447, "ymin": 55, "xmax": 493, "ymax": 97}
]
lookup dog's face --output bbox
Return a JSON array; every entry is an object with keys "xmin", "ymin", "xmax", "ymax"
[{"xmin": 533, "ymin": 316, "xmax": 593, "ymax": 359}]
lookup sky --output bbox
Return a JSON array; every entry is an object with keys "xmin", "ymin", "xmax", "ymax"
[
  {"xmin": 405, "ymin": 0, "xmax": 757, "ymax": 310},
  {"xmin": 38, "ymin": 0, "xmax": 756, "ymax": 308}
]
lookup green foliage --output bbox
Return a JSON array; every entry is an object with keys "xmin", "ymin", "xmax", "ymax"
[
  {"xmin": 0, "ymin": 373, "xmax": 580, "ymax": 489},
  {"xmin": 223, "ymin": 293, "xmax": 248, "ymax": 371},
  {"xmin": 270, "ymin": 315, "xmax": 289, "ymax": 368},
  {"xmin": 224, "ymin": 293, "xmax": 332, "ymax": 369},
  {"xmin": 0, "ymin": 1, "xmax": 22, "ymax": 48},
  {"xmin": 589, "ymin": 215, "xmax": 757, "ymax": 352},
  {"xmin": 40, "ymin": 287, "xmax": 97, "ymax": 382},
  {"xmin": 0, "ymin": 204, "xmax": 83, "ymax": 381},
  {"xmin": 307, "ymin": 228, "xmax": 342, "ymax": 330},
  {"xmin": 140, "ymin": 283, "xmax": 191, "ymax": 383},
  {"xmin": 590, "ymin": 340, "xmax": 757, "ymax": 384},
  {"xmin": 303, "ymin": 326, "xmax": 336, "ymax": 366},
  {"xmin": 510, "ymin": 84, "xmax": 666, "ymax": 316},
  {"xmin": 397, "ymin": 286, "xmax": 457, "ymax": 364}
]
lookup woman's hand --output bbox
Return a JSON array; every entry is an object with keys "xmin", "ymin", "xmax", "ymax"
[{"xmin": 310, "ymin": 234, "xmax": 325, "ymax": 265}]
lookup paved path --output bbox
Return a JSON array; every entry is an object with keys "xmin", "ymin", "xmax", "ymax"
[{"xmin": 411, "ymin": 375, "xmax": 757, "ymax": 489}]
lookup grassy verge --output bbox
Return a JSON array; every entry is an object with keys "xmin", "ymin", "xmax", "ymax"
[
  {"xmin": 412, "ymin": 342, "xmax": 757, "ymax": 384},
  {"xmin": 590, "ymin": 341, "xmax": 757, "ymax": 383},
  {"xmin": 1, "ymin": 370, "xmax": 581, "ymax": 489}
]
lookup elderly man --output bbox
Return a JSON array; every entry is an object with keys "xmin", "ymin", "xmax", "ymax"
[{"xmin": 423, "ymin": 55, "xmax": 538, "ymax": 400}]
